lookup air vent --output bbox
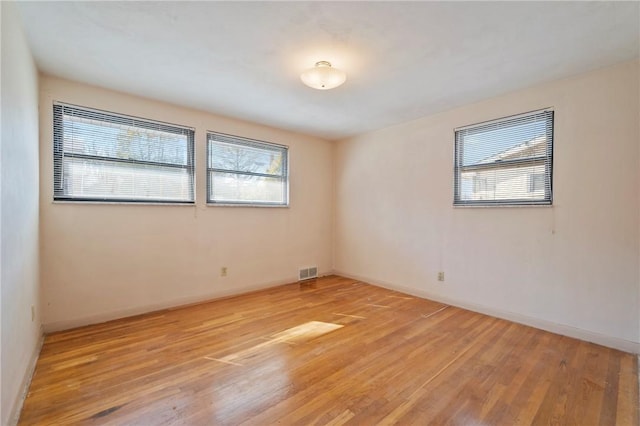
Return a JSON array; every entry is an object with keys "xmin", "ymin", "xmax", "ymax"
[{"xmin": 298, "ymin": 266, "xmax": 318, "ymax": 281}]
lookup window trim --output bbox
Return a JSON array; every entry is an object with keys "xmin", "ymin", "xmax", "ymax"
[
  {"xmin": 206, "ymin": 131, "xmax": 289, "ymax": 207},
  {"xmin": 453, "ymin": 108, "xmax": 554, "ymax": 207},
  {"xmin": 53, "ymin": 102, "xmax": 196, "ymax": 204}
]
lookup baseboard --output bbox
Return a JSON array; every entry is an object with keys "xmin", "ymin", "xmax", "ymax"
[
  {"xmin": 333, "ymin": 270, "xmax": 640, "ymax": 354},
  {"xmin": 8, "ymin": 329, "xmax": 44, "ymax": 426},
  {"xmin": 43, "ymin": 275, "xmax": 305, "ymax": 333}
]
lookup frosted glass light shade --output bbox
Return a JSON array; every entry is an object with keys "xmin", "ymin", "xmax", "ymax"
[{"xmin": 300, "ymin": 61, "xmax": 346, "ymax": 90}]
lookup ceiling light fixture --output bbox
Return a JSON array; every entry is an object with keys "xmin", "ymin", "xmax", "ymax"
[{"xmin": 300, "ymin": 61, "xmax": 347, "ymax": 90}]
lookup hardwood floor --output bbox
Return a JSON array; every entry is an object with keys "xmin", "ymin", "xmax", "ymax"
[{"xmin": 19, "ymin": 276, "xmax": 638, "ymax": 425}]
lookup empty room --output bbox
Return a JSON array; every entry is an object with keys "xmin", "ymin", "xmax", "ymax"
[{"xmin": 2, "ymin": 1, "xmax": 639, "ymax": 425}]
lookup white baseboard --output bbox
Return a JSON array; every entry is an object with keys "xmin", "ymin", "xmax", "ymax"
[
  {"xmin": 43, "ymin": 275, "xmax": 303, "ymax": 333},
  {"xmin": 333, "ymin": 270, "xmax": 640, "ymax": 354},
  {"xmin": 8, "ymin": 329, "xmax": 44, "ymax": 426}
]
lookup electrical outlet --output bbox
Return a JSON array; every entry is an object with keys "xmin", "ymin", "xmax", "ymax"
[
  {"xmin": 31, "ymin": 305, "xmax": 35, "ymax": 322},
  {"xmin": 221, "ymin": 267, "xmax": 227, "ymax": 277},
  {"xmin": 437, "ymin": 272, "xmax": 445, "ymax": 282}
]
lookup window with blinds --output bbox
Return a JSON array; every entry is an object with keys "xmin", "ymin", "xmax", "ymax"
[
  {"xmin": 53, "ymin": 103, "xmax": 195, "ymax": 203},
  {"xmin": 207, "ymin": 132, "xmax": 288, "ymax": 206},
  {"xmin": 454, "ymin": 109, "xmax": 554, "ymax": 206}
]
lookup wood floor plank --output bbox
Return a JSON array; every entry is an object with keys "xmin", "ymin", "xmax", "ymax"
[
  {"xmin": 18, "ymin": 275, "xmax": 638, "ymax": 425},
  {"xmin": 616, "ymin": 354, "xmax": 639, "ymax": 425}
]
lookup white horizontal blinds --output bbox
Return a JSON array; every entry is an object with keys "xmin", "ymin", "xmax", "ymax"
[
  {"xmin": 454, "ymin": 109, "xmax": 553, "ymax": 206},
  {"xmin": 207, "ymin": 132, "xmax": 288, "ymax": 205},
  {"xmin": 53, "ymin": 103, "xmax": 195, "ymax": 203}
]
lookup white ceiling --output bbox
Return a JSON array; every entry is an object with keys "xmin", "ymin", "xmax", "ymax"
[{"xmin": 16, "ymin": 1, "xmax": 640, "ymax": 141}]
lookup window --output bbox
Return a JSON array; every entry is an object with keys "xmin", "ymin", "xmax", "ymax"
[
  {"xmin": 53, "ymin": 103, "xmax": 195, "ymax": 203},
  {"xmin": 207, "ymin": 132, "xmax": 289, "ymax": 206},
  {"xmin": 454, "ymin": 109, "xmax": 553, "ymax": 206},
  {"xmin": 529, "ymin": 173, "xmax": 545, "ymax": 193}
]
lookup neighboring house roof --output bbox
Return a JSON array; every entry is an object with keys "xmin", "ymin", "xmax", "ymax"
[{"xmin": 479, "ymin": 136, "xmax": 547, "ymax": 164}]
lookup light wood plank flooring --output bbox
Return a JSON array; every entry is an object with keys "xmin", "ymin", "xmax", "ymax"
[{"xmin": 19, "ymin": 276, "xmax": 638, "ymax": 425}]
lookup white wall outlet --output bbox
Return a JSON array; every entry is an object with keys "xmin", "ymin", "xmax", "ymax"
[
  {"xmin": 221, "ymin": 267, "xmax": 228, "ymax": 277},
  {"xmin": 437, "ymin": 272, "xmax": 445, "ymax": 282}
]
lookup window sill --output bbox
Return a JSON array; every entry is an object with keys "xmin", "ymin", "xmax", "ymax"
[
  {"xmin": 207, "ymin": 203, "xmax": 289, "ymax": 208},
  {"xmin": 52, "ymin": 200, "xmax": 195, "ymax": 206},
  {"xmin": 453, "ymin": 203, "xmax": 553, "ymax": 209}
]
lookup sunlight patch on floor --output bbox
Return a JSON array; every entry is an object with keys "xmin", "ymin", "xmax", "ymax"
[
  {"xmin": 209, "ymin": 321, "xmax": 344, "ymax": 364},
  {"xmin": 269, "ymin": 321, "xmax": 344, "ymax": 344}
]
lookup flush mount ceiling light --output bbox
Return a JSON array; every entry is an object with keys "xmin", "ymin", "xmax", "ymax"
[{"xmin": 300, "ymin": 61, "xmax": 347, "ymax": 90}]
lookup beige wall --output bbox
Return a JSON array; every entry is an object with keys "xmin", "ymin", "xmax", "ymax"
[
  {"xmin": 335, "ymin": 60, "xmax": 640, "ymax": 352},
  {"xmin": 39, "ymin": 76, "xmax": 334, "ymax": 331},
  {"xmin": 1, "ymin": 2, "xmax": 42, "ymax": 424}
]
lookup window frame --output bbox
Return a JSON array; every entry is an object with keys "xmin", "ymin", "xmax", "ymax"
[
  {"xmin": 453, "ymin": 109, "xmax": 554, "ymax": 207},
  {"xmin": 206, "ymin": 131, "xmax": 289, "ymax": 207},
  {"xmin": 52, "ymin": 102, "xmax": 196, "ymax": 204}
]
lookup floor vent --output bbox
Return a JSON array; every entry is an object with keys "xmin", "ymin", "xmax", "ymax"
[{"xmin": 298, "ymin": 266, "xmax": 318, "ymax": 281}]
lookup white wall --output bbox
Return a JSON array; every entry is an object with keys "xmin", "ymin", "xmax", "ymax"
[
  {"xmin": 1, "ymin": 2, "xmax": 42, "ymax": 424},
  {"xmin": 335, "ymin": 60, "xmax": 640, "ymax": 353},
  {"xmin": 39, "ymin": 76, "xmax": 334, "ymax": 332}
]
